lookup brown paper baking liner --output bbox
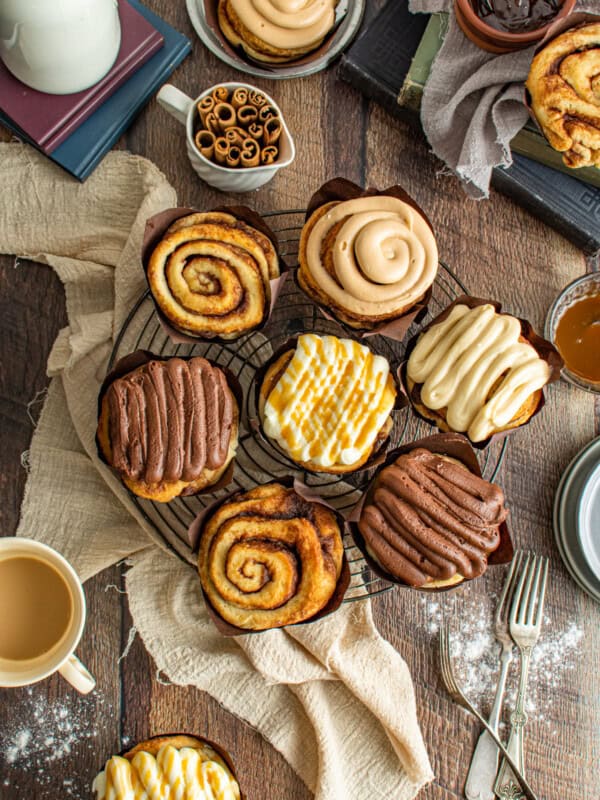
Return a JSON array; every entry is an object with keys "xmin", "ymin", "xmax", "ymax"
[
  {"xmin": 203, "ymin": 0, "xmax": 350, "ymax": 71},
  {"xmin": 109, "ymin": 732, "xmax": 245, "ymax": 799},
  {"xmin": 249, "ymin": 335, "xmax": 408, "ymax": 476},
  {"xmin": 141, "ymin": 206, "xmax": 289, "ymax": 345},
  {"xmin": 188, "ymin": 476, "xmax": 351, "ymax": 636},
  {"xmin": 297, "ymin": 177, "xmax": 436, "ymax": 341},
  {"xmin": 347, "ymin": 432, "xmax": 514, "ymax": 592},
  {"xmin": 96, "ymin": 349, "xmax": 243, "ymax": 497},
  {"xmin": 399, "ymin": 295, "xmax": 563, "ymax": 450},
  {"xmin": 524, "ymin": 12, "xmax": 600, "ymax": 147}
]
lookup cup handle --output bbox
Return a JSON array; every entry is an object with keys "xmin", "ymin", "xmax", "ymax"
[
  {"xmin": 156, "ymin": 84, "xmax": 194, "ymax": 127},
  {"xmin": 58, "ymin": 654, "xmax": 96, "ymax": 694}
]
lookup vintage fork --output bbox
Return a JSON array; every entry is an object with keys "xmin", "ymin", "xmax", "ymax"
[
  {"xmin": 494, "ymin": 553, "xmax": 549, "ymax": 800},
  {"xmin": 438, "ymin": 621, "xmax": 539, "ymax": 800},
  {"xmin": 465, "ymin": 552, "xmax": 524, "ymax": 800}
]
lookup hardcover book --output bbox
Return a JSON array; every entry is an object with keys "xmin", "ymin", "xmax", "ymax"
[
  {"xmin": 339, "ymin": 0, "xmax": 600, "ymax": 255},
  {"xmin": 0, "ymin": 0, "xmax": 164, "ymax": 155},
  {"xmin": 0, "ymin": 0, "xmax": 191, "ymax": 181}
]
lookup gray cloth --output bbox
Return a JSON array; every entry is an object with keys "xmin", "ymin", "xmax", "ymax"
[{"xmin": 408, "ymin": 1, "xmax": 595, "ymax": 198}]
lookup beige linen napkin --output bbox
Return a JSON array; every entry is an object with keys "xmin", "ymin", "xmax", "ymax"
[{"xmin": 0, "ymin": 143, "xmax": 433, "ymax": 800}]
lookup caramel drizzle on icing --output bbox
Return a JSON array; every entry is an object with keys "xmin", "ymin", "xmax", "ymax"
[
  {"xmin": 304, "ymin": 196, "xmax": 438, "ymax": 317},
  {"xmin": 263, "ymin": 333, "xmax": 397, "ymax": 467},
  {"xmin": 107, "ymin": 358, "xmax": 234, "ymax": 484},
  {"xmin": 93, "ymin": 745, "xmax": 240, "ymax": 800},
  {"xmin": 406, "ymin": 304, "xmax": 551, "ymax": 442},
  {"xmin": 358, "ymin": 449, "xmax": 507, "ymax": 587},
  {"xmin": 227, "ymin": 0, "xmax": 335, "ymax": 50}
]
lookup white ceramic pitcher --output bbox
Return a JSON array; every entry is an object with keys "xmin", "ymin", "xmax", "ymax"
[{"xmin": 0, "ymin": 0, "xmax": 121, "ymax": 94}]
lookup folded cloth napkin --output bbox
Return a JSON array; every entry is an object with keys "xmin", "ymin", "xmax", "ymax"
[
  {"xmin": 408, "ymin": 0, "xmax": 596, "ymax": 198},
  {"xmin": 0, "ymin": 144, "xmax": 433, "ymax": 800}
]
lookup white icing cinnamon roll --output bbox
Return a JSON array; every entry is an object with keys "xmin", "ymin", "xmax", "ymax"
[{"xmin": 298, "ymin": 195, "xmax": 438, "ymax": 329}]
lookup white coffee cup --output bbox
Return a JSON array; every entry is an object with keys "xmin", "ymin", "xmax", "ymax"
[
  {"xmin": 157, "ymin": 82, "xmax": 296, "ymax": 193},
  {"xmin": 0, "ymin": 0, "xmax": 121, "ymax": 95},
  {"xmin": 0, "ymin": 539, "xmax": 95, "ymax": 694}
]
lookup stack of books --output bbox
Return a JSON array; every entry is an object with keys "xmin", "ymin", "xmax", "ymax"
[
  {"xmin": 339, "ymin": 1, "xmax": 600, "ymax": 255},
  {"xmin": 0, "ymin": 0, "xmax": 191, "ymax": 181}
]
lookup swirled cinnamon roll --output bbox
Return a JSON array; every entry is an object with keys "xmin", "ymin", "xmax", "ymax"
[
  {"xmin": 97, "ymin": 356, "xmax": 239, "ymax": 502},
  {"xmin": 198, "ymin": 483, "xmax": 344, "ymax": 630},
  {"xmin": 526, "ymin": 22, "xmax": 600, "ymax": 169},
  {"xmin": 147, "ymin": 211, "xmax": 279, "ymax": 339},
  {"xmin": 93, "ymin": 735, "xmax": 241, "ymax": 800},
  {"xmin": 218, "ymin": 0, "xmax": 337, "ymax": 64},
  {"xmin": 357, "ymin": 447, "xmax": 508, "ymax": 588},
  {"xmin": 298, "ymin": 195, "xmax": 439, "ymax": 329}
]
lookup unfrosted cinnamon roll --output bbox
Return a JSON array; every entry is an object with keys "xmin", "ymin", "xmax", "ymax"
[
  {"xmin": 97, "ymin": 355, "xmax": 239, "ymax": 502},
  {"xmin": 93, "ymin": 735, "xmax": 241, "ymax": 800},
  {"xmin": 218, "ymin": 0, "xmax": 337, "ymax": 64},
  {"xmin": 526, "ymin": 22, "xmax": 600, "ymax": 169},
  {"xmin": 146, "ymin": 211, "xmax": 279, "ymax": 339},
  {"xmin": 298, "ymin": 194, "xmax": 439, "ymax": 329},
  {"xmin": 198, "ymin": 483, "xmax": 344, "ymax": 630}
]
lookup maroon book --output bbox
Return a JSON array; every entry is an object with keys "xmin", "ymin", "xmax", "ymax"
[{"xmin": 0, "ymin": 0, "xmax": 164, "ymax": 154}]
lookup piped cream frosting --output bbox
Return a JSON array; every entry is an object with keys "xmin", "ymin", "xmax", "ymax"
[{"xmin": 227, "ymin": 0, "xmax": 336, "ymax": 50}]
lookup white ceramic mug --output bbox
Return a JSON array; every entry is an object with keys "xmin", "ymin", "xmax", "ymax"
[
  {"xmin": 157, "ymin": 82, "xmax": 296, "ymax": 192},
  {"xmin": 0, "ymin": 0, "xmax": 121, "ymax": 94},
  {"xmin": 0, "ymin": 539, "xmax": 95, "ymax": 694}
]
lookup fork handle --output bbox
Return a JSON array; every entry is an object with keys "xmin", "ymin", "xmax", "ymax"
[{"xmin": 495, "ymin": 648, "xmax": 532, "ymax": 799}]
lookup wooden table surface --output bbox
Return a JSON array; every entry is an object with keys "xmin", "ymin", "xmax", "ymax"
[{"xmin": 1, "ymin": 2, "xmax": 598, "ymax": 798}]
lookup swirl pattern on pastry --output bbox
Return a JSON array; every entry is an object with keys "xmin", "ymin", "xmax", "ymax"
[
  {"xmin": 147, "ymin": 212, "xmax": 279, "ymax": 338},
  {"xmin": 198, "ymin": 483, "xmax": 344, "ymax": 630},
  {"xmin": 526, "ymin": 22, "xmax": 600, "ymax": 169},
  {"xmin": 358, "ymin": 448, "xmax": 507, "ymax": 587},
  {"xmin": 406, "ymin": 304, "xmax": 551, "ymax": 442},
  {"xmin": 298, "ymin": 196, "xmax": 438, "ymax": 327},
  {"xmin": 261, "ymin": 333, "xmax": 397, "ymax": 470},
  {"xmin": 93, "ymin": 743, "xmax": 240, "ymax": 800}
]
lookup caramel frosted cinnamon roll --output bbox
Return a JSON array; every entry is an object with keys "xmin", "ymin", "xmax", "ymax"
[
  {"xmin": 526, "ymin": 22, "xmax": 600, "ymax": 169},
  {"xmin": 147, "ymin": 211, "xmax": 279, "ymax": 339},
  {"xmin": 358, "ymin": 448, "xmax": 508, "ymax": 588},
  {"xmin": 406, "ymin": 302, "xmax": 553, "ymax": 442},
  {"xmin": 298, "ymin": 195, "xmax": 439, "ymax": 329},
  {"xmin": 199, "ymin": 483, "xmax": 344, "ymax": 630},
  {"xmin": 217, "ymin": 0, "xmax": 337, "ymax": 64},
  {"xmin": 97, "ymin": 356, "xmax": 239, "ymax": 502}
]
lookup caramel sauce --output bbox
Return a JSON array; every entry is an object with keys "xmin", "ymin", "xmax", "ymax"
[
  {"xmin": 555, "ymin": 294, "xmax": 600, "ymax": 383},
  {"xmin": 474, "ymin": 0, "xmax": 561, "ymax": 33}
]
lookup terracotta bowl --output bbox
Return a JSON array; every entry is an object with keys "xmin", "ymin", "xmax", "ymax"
[{"xmin": 454, "ymin": 0, "xmax": 576, "ymax": 53}]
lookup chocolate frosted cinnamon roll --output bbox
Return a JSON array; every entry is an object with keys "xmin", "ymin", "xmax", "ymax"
[
  {"xmin": 298, "ymin": 194, "xmax": 439, "ymax": 329},
  {"xmin": 358, "ymin": 448, "xmax": 508, "ymax": 588},
  {"xmin": 97, "ymin": 356, "xmax": 239, "ymax": 502},
  {"xmin": 198, "ymin": 483, "xmax": 344, "ymax": 630},
  {"xmin": 217, "ymin": 0, "xmax": 337, "ymax": 64},
  {"xmin": 526, "ymin": 22, "xmax": 600, "ymax": 169},
  {"xmin": 146, "ymin": 211, "xmax": 279, "ymax": 339}
]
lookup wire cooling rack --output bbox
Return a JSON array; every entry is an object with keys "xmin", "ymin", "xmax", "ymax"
[{"xmin": 109, "ymin": 209, "xmax": 508, "ymax": 601}]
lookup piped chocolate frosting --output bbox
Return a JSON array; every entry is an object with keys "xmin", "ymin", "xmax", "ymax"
[
  {"xmin": 106, "ymin": 357, "xmax": 234, "ymax": 484},
  {"xmin": 358, "ymin": 448, "xmax": 507, "ymax": 586}
]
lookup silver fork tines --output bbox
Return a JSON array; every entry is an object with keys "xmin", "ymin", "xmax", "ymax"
[
  {"xmin": 438, "ymin": 621, "xmax": 539, "ymax": 800},
  {"xmin": 494, "ymin": 553, "xmax": 549, "ymax": 800}
]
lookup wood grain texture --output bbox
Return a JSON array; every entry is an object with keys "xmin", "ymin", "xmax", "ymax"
[{"xmin": 0, "ymin": 0, "xmax": 598, "ymax": 798}]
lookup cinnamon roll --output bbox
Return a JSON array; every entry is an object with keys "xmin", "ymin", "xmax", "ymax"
[
  {"xmin": 526, "ymin": 22, "xmax": 600, "ymax": 169},
  {"xmin": 298, "ymin": 194, "xmax": 439, "ymax": 329},
  {"xmin": 218, "ymin": 0, "xmax": 337, "ymax": 64},
  {"xmin": 258, "ymin": 333, "xmax": 397, "ymax": 474},
  {"xmin": 146, "ymin": 211, "xmax": 279, "ymax": 339},
  {"xmin": 357, "ymin": 444, "xmax": 508, "ymax": 588},
  {"xmin": 97, "ymin": 355, "xmax": 239, "ymax": 502},
  {"xmin": 93, "ymin": 735, "xmax": 241, "ymax": 800},
  {"xmin": 405, "ymin": 301, "xmax": 554, "ymax": 443},
  {"xmin": 198, "ymin": 483, "xmax": 345, "ymax": 631}
]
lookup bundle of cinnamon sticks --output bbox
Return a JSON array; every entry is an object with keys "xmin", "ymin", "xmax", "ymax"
[{"xmin": 195, "ymin": 86, "xmax": 283, "ymax": 169}]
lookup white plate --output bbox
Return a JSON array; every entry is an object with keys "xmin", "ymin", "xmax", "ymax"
[
  {"xmin": 186, "ymin": 0, "xmax": 366, "ymax": 79},
  {"xmin": 578, "ymin": 460, "xmax": 600, "ymax": 579},
  {"xmin": 553, "ymin": 437, "xmax": 600, "ymax": 603}
]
